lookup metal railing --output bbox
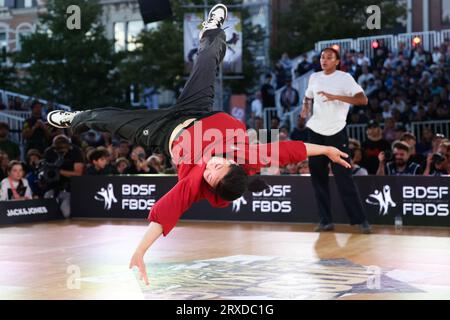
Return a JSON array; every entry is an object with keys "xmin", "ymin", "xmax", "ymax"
[
  {"xmin": 0, "ymin": 89, "xmax": 71, "ymax": 112},
  {"xmin": 314, "ymin": 29, "xmax": 450, "ymax": 56}
]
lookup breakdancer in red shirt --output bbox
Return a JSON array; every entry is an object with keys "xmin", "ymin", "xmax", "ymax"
[{"xmin": 47, "ymin": 4, "xmax": 350, "ymax": 285}]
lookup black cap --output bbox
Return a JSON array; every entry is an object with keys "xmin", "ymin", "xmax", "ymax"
[{"xmin": 367, "ymin": 120, "xmax": 380, "ymax": 128}]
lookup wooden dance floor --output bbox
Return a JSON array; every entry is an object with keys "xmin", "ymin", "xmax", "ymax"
[{"xmin": 1, "ymin": 219, "xmax": 450, "ymax": 300}]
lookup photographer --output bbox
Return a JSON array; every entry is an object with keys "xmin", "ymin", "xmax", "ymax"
[
  {"xmin": 24, "ymin": 149, "xmax": 45, "ymax": 198},
  {"xmin": 424, "ymin": 141, "xmax": 450, "ymax": 176},
  {"xmin": 42, "ymin": 134, "xmax": 84, "ymax": 217},
  {"xmin": 377, "ymin": 141, "xmax": 421, "ymax": 176},
  {"xmin": 126, "ymin": 146, "xmax": 157, "ymax": 174}
]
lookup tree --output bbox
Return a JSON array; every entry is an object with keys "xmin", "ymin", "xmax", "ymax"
[
  {"xmin": 273, "ymin": 0, "xmax": 406, "ymax": 59},
  {"xmin": 14, "ymin": 0, "xmax": 124, "ymax": 109}
]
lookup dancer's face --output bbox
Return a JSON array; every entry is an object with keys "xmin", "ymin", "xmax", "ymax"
[
  {"xmin": 204, "ymin": 157, "xmax": 236, "ymax": 189},
  {"xmin": 320, "ymin": 49, "xmax": 339, "ymax": 73}
]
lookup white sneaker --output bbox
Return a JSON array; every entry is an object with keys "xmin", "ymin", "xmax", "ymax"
[
  {"xmin": 47, "ymin": 110, "xmax": 83, "ymax": 128},
  {"xmin": 199, "ymin": 4, "xmax": 227, "ymax": 40}
]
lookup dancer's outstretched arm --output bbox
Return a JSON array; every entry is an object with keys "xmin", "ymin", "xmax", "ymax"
[{"xmin": 129, "ymin": 222, "xmax": 163, "ymax": 286}]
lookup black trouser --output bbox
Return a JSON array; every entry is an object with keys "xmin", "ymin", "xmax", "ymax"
[
  {"xmin": 71, "ymin": 29, "xmax": 227, "ymax": 158},
  {"xmin": 308, "ymin": 128, "xmax": 367, "ymax": 225}
]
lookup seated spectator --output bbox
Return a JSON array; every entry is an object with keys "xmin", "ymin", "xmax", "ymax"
[
  {"xmin": 147, "ymin": 153, "xmax": 167, "ymax": 174},
  {"xmin": 0, "ymin": 161, "xmax": 33, "ymax": 201},
  {"xmin": 22, "ymin": 101, "xmax": 51, "ymax": 153},
  {"xmin": 86, "ymin": 147, "xmax": 116, "ymax": 175},
  {"xmin": 24, "ymin": 149, "xmax": 44, "ymax": 198},
  {"xmin": 0, "ymin": 122, "xmax": 20, "ymax": 160},
  {"xmin": 290, "ymin": 116, "xmax": 308, "ymax": 142},
  {"xmin": 260, "ymin": 73, "xmax": 276, "ymax": 109},
  {"xmin": 400, "ymin": 132, "xmax": 426, "ymax": 170},
  {"xmin": 350, "ymin": 148, "xmax": 368, "ymax": 176},
  {"xmin": 416, "ymin": 128, "xmax": 435, "ymax": 155},
  {"xmin": 283, "ymin": 163, "xmax": 298, "ymax": 175},
  {"xmin": 115, "ymin": 157, "xmax": 130, "ymax": 174},
  {"xmin": 423, "ymin": 141, "xmax": 450, "ymax": 176},
  {"xmin": 361, "ymin": 120, "xmax": 391, "ymax": 174},
  {"xmin": 358, "ymin": 65, "xmax": 375, "ymax": 86},
  {"xmin": 383, "ymin": 117, "xmax": 397, "ymax": 142},
  {"xmin": 126, "ymin": 146, "xmax": 157, "ymax": 174},
  {"xmin": 0, "ymin": 151, "xmax": 9, "ymax": 181},
  {"xmin": 117, "ymin": 140, "xmax": 131, "ymax": 159},
  {"xmin": 295, "ymin": 54, "xmax": 312, "ymax": 77},
  {"xmin": 251, "ymin": 91, "xmax": 263, "ymax": 124},
  {"xmin": 280, "ymin": 78, "xmax": 300, "ymax": 113},
  {"xmin": 377, "ymin": 141, "xmax": 421, "ymax": 176}
]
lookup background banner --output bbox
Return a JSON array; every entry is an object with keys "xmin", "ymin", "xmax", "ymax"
[
  {"xmin": 184, "ymin": 12, "xmax": 242, "ymax": 73},
  {"xmin": 70, "ymin": 176, "xmax": 450, "ymax": 227},
  {"xmin": 0, "ymin": 199, "xmax": 63, "ymax": 225}
]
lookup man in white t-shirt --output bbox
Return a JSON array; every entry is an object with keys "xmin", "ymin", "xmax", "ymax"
[
  {"xmin": 301, "ymin": 47, "xmax": 372, "ymax": 234},
  {"xmin": 251, "ymin": 91, "xmax": 263, "ymax": 119}
]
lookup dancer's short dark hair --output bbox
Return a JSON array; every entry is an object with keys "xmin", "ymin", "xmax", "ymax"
[{"xmin": 215, "ymin": 165, "xmax": 270, "ymax": 201}]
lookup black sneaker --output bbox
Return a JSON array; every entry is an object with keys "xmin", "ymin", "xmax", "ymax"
[
  {"xmin": 47, "ymin": 110, "xmax": 83, "ymax": 129},
  {"xmin": 199, "ymin": 3, "xmax": 227, "ymax": 40},
  {"xmin": 360, "ymin": 220, "xmax": 372, "ymax": 234},
  {"xmin": 314, "ymin": 223, "xmax": 335, "ymax": 232}
]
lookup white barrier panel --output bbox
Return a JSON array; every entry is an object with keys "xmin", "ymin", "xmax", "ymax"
[
  {"xmin": 396, "ymin": 31, "xmax": 439, "ymax": 52},
  {"xmin": 411, "ymin": 120, "xmax": 450, "ymax": 141},
  {"xmin": 0, "ymin": 112, "xmax": 25, "ymax": 144}
]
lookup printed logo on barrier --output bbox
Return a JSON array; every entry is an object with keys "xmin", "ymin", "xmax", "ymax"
[
  {"xmin": 94, "ymin": 184, "xmax": 117, "ymax": 210},
  {"xmin": 365, "ymin": 185, "xmax": 397, "ymax": 215},
  {"xmin": 232, "ymin": 196, "xmax": 247, "ymax": 212},
  {"xmin": 252, "ymin": 185, "xmax": 292, "ymax": 213}
]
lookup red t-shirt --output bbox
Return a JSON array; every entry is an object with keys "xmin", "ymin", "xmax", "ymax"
[{"xmin": 148, "ymin": 112, "xmax": 307, "ymax": 236}]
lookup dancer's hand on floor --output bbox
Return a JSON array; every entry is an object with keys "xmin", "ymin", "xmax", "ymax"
[
  {"xmin": 325, "ymin": 147, "xmax": 351, "ymax": 169},
  {"xmin": 129, "ymin": 251, "xmax": 149, "ymax": 286}
]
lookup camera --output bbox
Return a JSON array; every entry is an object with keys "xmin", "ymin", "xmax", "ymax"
[
  {"xmin": 431, "ymin": 153, "xmax": 446, "ymax": 165},
  {"xmin": 383, "ymin": 150, "xmax": 393, "ymax": 162},
  {"xmin": 37, "ymin": 152, "xmax": 65, "ymax": 186}
]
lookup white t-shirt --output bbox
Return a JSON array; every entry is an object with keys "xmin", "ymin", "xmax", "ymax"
[
  {"xmin": 251, "ymin": 99, "xmax": 263, "ymax": 118},
  {"xmin": 0, "ymin": 178, "xmax": 33, "ymax": 201},
  {"xmin": 305, "ymin": 70, "xmax": 364, "ymax": 136}
]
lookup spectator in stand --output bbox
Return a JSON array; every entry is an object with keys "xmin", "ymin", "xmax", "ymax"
[
  {"xmin": 399, "ymin": 132, "xmax": 426, "ymax": 170},
  {"xmin": 356, "ymin": 51, "xmax": 371, "ymax": 67},
  {"xmin": 147, "ymin": 153, "xmax": 168, "ymax": 174},
  {"xmin": 114, "ymin": 157, "xmax": 130, "ymax": 175},
  {"xmin": 22, "ymin": 101, "xmax": 51, "ymax": 153},
  {"xmin": 117, "ymin": 140, "xmax": 131, "ymax": 159},
  {"xmin": 0, "ymin": 122, "xmax": 20, "ymax": 160},
  {"xmin": 279, "ymin": 52, "xmax": 293, "ymax": 77},
  {"xmin": 250, "ymin": 91, "xmax": 263, "ymax": 126},
  {"xmin": 310, "ymin": 55, "xmax": 322, "ymax": 72},
  {"xmin": 361, "ymin": 120, "xmax": 391, "ymax": 174},
  {"xmin": 350, "ymin": 147, "xmax": 368, "ymax": 176},
  {"xmin": 296, "ymin": 54, "xmax": 312, "ymax": 77},
  {"xmin": 423, "ymin": 141, "xmax": 450, "ymax": 176},
  {"xmin": 86, "ymin": 147, "xmax": 116, "ymax": 175},
  {"xmin": 377, "ymin": 140, "xmax": 421, "ymax": 176},
  {"xmin": 357, "ymin": 65, "xmax": 375, "ymax": 86},
  {"xmin": 383, "ymin": 117, "xmax": 397, "ymax": 142},
  {"xmin": 274, "ymin": 61, "xmax": 287, "ymax": 89},
  {"xmin": 24, "ymin": 149, "xmax": 44, "ymax": 198},
  {"xmin": 126, "ymin": 146, "xmax": 157, "ymax": 174},
  {"xmin": 416, "ymin": 127, "xmax": 435, "ymax": 154},
  {"xmin": 0, "ymin": 101, "xmax": 6, "ymax": 110},
  {"xmin": 0, "ymin": 151, "xmax": 9, "ymax": 181},
  {"xmin": 0, "ymin": 160, "xmax": 33, "ymax": 201},
  {"xmin": 260, "ymin": 73, "xmax": 276, "ymax": 109},
  {"xmin": 290, "ymin": 116, "xmax": 308, "ymax": 142},
  {"xmin": 279, "ymin": 78, "xmax": 300, "ymax": 129}
]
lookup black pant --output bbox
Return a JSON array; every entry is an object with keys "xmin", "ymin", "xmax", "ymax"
[
  {"xmin": 308, "ymin": 128, "xmax": 367, "ymax": 225},
  {"xmin": 71, "ymin": 29, "xmax": 227, "ymax": 158}
]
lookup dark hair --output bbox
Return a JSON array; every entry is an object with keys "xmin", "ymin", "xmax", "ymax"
[
  {"xmin": 214, "ymin": 165, "xmax": 270, "ymax": 201},
  {"xmin": 88, "ymin": 147, "xmax": 110, "ymax": 163},
  {"xmin": 215, "ymin": 165, "xmax": 248, "ymax": 201},
  {"xmin": 320, "ymin": 47, "xmax": 341, "ymax": 70},
  {"xmin": 392, "ymin": 141, "xmax": 410, "ymax": 153}
]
